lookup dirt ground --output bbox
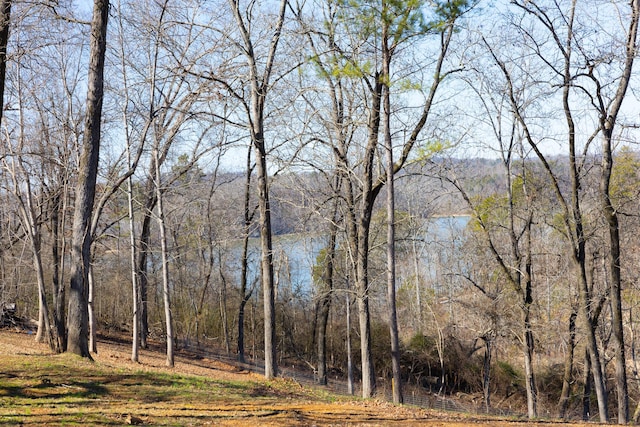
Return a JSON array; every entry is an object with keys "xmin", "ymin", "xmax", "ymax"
[{"xmin": 0, "ymin": 329, "xmax": 599, "ymax": 426}]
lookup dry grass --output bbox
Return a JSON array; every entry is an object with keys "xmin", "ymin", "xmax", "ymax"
[{"xmin": 0, "ymin": 329, "xmax": 597, "ymax": 426}]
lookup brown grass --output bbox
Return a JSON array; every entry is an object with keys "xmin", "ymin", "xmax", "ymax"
[{"xmin": 0, "ymin": 329, "xmax": 597, "ymax": 426}]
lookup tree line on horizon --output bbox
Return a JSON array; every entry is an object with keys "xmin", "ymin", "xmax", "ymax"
[{"xmin": 1, "ymin": 0, "xmax": 640, "ymax": 423}]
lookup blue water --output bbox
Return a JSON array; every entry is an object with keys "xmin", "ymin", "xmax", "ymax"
[{"xmin": 230, "ymin": 216, "xmax": 470, "ymax": 297}]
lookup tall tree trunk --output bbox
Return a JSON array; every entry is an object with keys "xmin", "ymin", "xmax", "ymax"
[
  {"xmin": 66, "ymin": 0, "xmax": 109, "ymax": 358},
  {"xmin": 0, "ymin": 0, "xmax": 10, "ymax": 124},
  {"xmin": 523, "ymin": 308, "xmax": 537, "ymax": 418},
  {"xmin": 51, "ymin": 190, "xmax": 67, "ymax": 352},
  {"xmin": 381, "ymin": 17, "xmax": 402, "ymax": 405},
  {"xmin": 522, "ymin": 218, "xmax": 536, "ymax": 419},
  {"xmin": 128, "ymin": 168, "xmax": 140, "ymax": 362},
  {"xmin": 88, "ymin": 265, "xmax": 97, "ymax": 353},
  {"xmin": 255, "ymin": 146, "xmax": 277, "ymax": 378},
  {"xmin": 136, "ymin": 182, "xmax": 157, "ymax": 349},
  {"xmin": 154, "ymin": 146, "xmax": 174, "ymax": 368},
  {"xmin": 582, "ymin": 348, "xmax": 592, "ymax": 421},
  {"xmin": 217, "ymin": 249, "xmax": 231, "ymax": 355},
  {"xmin": 558, "ymin": 310, "xmax": 576, "ymax": 419},
  {"xmin": 228, "ymin": 0, "xmax": 287, "ymax": 379},
  {"xmin": 481, "ymin": 335, "xmax": 492, "ymax": 412},
  {"xmin": 346, "ymin": 292, "xmax": 354, "ymax": 395},
  {"xmin": 598, "ymin": 2, "xmax": 638, "ymax": 423},
  {"xmin": 238, "ymin": 145, "xmax": 254, "ymax": 364},
  {"xmin": 354, "ymin": 72, "xmax": 382, "ymax": 399},
  {"xmin": 317, "ymin": 216, "xmax": 337, "ymax": 386}
]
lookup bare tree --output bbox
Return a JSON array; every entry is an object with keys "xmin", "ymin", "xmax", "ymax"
[
  {"xmin": 595, "ymin": 0, "xmax": 639, "ymax": 421},
  {"xmin": 197, "ymin": 0, "xmax": 289, "ymax": 379},
  {"xmin": 294, "ymin": 0, "xmax": 470, "ymax": 398},
  {"xmin": 66, "ymin": 0, "xmax": 109, "ymax": 358}
]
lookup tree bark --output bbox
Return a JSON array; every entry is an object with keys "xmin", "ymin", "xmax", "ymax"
[
  {"xmin": 481, "ymin": 336, "xmax": 492, "ymax": 412},
  {"xmin": 51, "ymin": 190, "xmax": 67, "ymax": 352},
  {"xmin": 558, "ymin": 310, "xmax": 576, "ymax": 419},
  {"xmin": 228, "ymin": 0, "xmax": 287, "ymax": 379},
  {"xmin": 127, "ymin": 168, "xmax": 140, "ymax": 362},
  {"xmin": 382, "ymin": 20, "xmax": 402, "ymax": 404},
  {"xmin": 238, "ymin": 145, "xmax": 254, "ymax": 363},
  {"xmin": 67, "ymin": 0, "xmax": 109, "ymax": 358},
  {"xmin": 582, "ymin": 348, "xmax": 592, "ymax": 421},
  {"xmin": 0, "ymin": 0, "xmax": 10, "ymax": 124},
  {"xmin": 317, "ymin": 213, "xmax": 337, "ymax": 386},
  {"xmin": 154, "ymin": 146, "xmax": 174, "ymax": 368},
  {"xmin": 255, "ymin": 147, "xmax": 277, "ymax": 378},
  {"xmin": 598, "ymin": 2, "xmax": 638, "ymax": 423},
  {"xmin": 88, "ymin": 265, "xmax": 97, "ymax": 353}
]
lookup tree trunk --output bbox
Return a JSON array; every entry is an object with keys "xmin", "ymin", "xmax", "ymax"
[
  {"xmin": 558, "ymin": 310, "xmax": 576, "ymax": 419},
  {"xmin": 218, "ymin": 252, "xmax": 230, "ymax": 355},
  {"xmin": 354, "ymin": 71, "xmax": 382, "ymax": 399},
  {"xmin": 0, "ymin": 0, "xmax": 10, "ymax": 124},
  {"xmin": 136, "ymin": 180, "xmax": 157, "ymax": 349},
  {"xmin": 317, "ymin": 218, "xmax": 337, "ymax": 386},
  {"xmin": 482, "ymin": 336, "xmax": 492, "ymax": 412},
  {"xmin": 382, "ymin": 20, "xmax": 402, "ymax": 405},
  {"xmin": 356, "ymin": 274, "xmax": 375, "ymax": 397},
  {"xmin": 88, "ymin": 265, "xmax": 97, "ymax": 353},
  {"xmin": 256, "ymin": 146, "xmax": 277, "ymax": 378},
  {"xmin": 237, "ymin": 146, "xmax": 254, "ymax": 364},
  {"xmin": 598, "ymin": 2, "xmax": 639, "ymax": 422},
  {"xmin": 578, "ymin": 269, "xmax": 608, "ymax": 421},
  {"xmin": 523, "ymin": 312, "xmax": 537, "ymax": 418},
  {"xmin": 127, "ymin": 151, "xmax": 140, "ymax": 362},
  {"xmin": 51, "ymin": 190, "xmax": 67, "ymax": 352},
  {"xmin": 228, "ymin": 0, "xmax": 287, "ymax": 379},
  {"xmin": 32, "ymin": 235, "xmax": 52, "ymax": 347},
  {"xmin": 346, "ymin": 292, "xmax": 354, "ymax": 395},
  {"xmin": 582, "ymin": 348, "xmax": 592, "ymax": 421},
  {"xmin": 154, "ymin": 147, "xmax": 174, "ymax": 368},
  {"xmin": 67, "ymin": 0, "xmax": 109, "ymax": 358}
]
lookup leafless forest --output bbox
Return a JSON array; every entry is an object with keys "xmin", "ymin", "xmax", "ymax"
[{"xmin": 2, "ymin": 0, "xmax": 640, "ymax": 423}]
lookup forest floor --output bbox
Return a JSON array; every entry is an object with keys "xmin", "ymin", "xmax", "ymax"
[{"xmin": 0, "ymin": 328, "xmax": 598, "ymax": 426}]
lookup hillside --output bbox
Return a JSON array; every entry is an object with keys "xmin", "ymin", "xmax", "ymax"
[{"xmin": 0, "ymin": 329, "xmax": 596, "ymax": 426}]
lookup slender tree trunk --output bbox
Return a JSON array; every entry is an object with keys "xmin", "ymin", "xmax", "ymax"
[
  {"xmin": 346, "ymin": 292, "xmax": 354, "ymax": 395},
  {"xmin": 356, "ymin": 266, "xmax": 375, "ymax": 397},
  {"xmin": 562, "ymin": 3, "xmax": 607, "ymax": 417},
  {"xmin": 238, "ymin": 146, "xmax": 254, "ymax": 363},
  {"xmin": 598, "ymin": 3, "xmax": 638, "ymax": 422},
  {"xmin": 88, "ymin": 265, "xmax": 97, "ymax": 353},
  {"xmin": 0, "ymin": 0, "xmax": 10, "ymax": 124},
  {"xmin": 32, "ymin": 235, "xmax": 52, "ymax": 347},
  {"xmin": 256, "ymin": 146, "xmax": 277, "ymax": 378},
  {"xmin": 482, "ymin": 335, "xmax": 492, "ymax": 412},
  {"xmin": 582, "ymin": 348, "xmax": 592, "ymax": 421},
  {"xmin": 522, "ymin": 220, "xmax": 536, "ymax": 419},
  {"xmin": 218, "ymin": 251, "xmax": 230, "ymax": 355},
  {"xmin": 136, "ymin": 181, "xmax": 157, "ymax": 349},
  {"xmin": 578, "ymin": 267, "xmax": 608, "ymax": 421},
  {"xmin": 317, "ymin": 217, "xmax": 337, "ymax": 386},
  {"xmin": 523, "ymin": 309, "xmax": 537, "ymax": 418},
  {"xmin": 228, "ymin": 0, "xmax": 287, "ymax": 379},
  {"xmin": 354, "ymin": 73, "xmax": 383, "ymax": 399},
  {"xmin": 51, "ymin": 191, "xmax": 67, "ymax": 352},
  {"xmin": 381, "ymin": 19, "xmax": 402, "ymax": 405},
  {"xmin": 128, "ymin": 171, "xmax": 140, "ymax": 362},
  {"xmin": 558, "ymin": 310, "xmax": 576, "ymax": 419},
  {"xmin": 154, "ymin": 147, "xmax": 174, "ymax": 368},
  {"xmin": 67, "ymin": 0, "xmax": 109, "ymax": 358},
  {"xmin": 631, "ymin": 307, "xmax": 640, "ymax": 423}
]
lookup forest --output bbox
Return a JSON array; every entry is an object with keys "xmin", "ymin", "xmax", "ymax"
[{"xmin": 1, "ymin": 0, "xmax": 640, "ymax": 423}]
